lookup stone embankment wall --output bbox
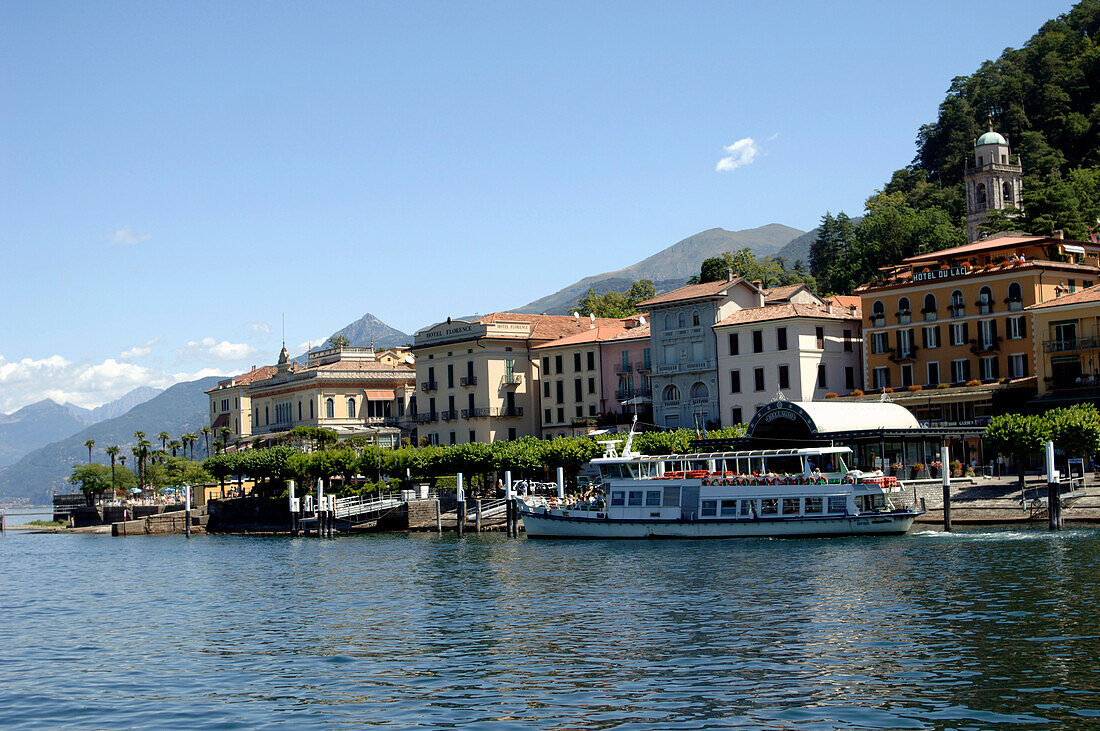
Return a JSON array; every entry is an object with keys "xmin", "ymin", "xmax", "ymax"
[
  {"xmin": 206, "ymin": 497, "xmax": 289, "ymax": 532},
  {"xmin": 112, "ymin": 507, "xmax": 207, "ymax": 536}
]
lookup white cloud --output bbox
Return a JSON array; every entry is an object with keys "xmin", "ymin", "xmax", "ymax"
[
  {"xmin": 716, "ymin": 137, "xmax": 763, "ymax": 172},
  {"xmin": 120, "ymin": 336, "xmax": 161, "ymax": 360},
  {"xmin": 0, "ymin": 354, "xmax": 229, "ymax": 413},
  {"xmin": 179, "ymin": 337, "xmax": 258, "ymax": 362},
  {"xmin": 247, "ymin": 321, "xmax": 271, "ymax": 335},
  {"xmin": 103, "ymin": 226, "xmax": 153, "ymax": 246},
  {"xmin": 296, "ymin": 338, "xmax": 328, "ymax": 352}
]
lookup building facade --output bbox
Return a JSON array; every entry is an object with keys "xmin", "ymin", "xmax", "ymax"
[
  {"xmin": 533, "ymin": 326, "xmax": 618, "ymax": 438},
  {"xmin": 411, "ymin": 313, "xmax": 622, "ymax": 445},
  {"xmin": 714, "ymin": 300, "xmax": 862, "ymax": 426},
  {"xmin": 854, "ymin": 233, "xmax": 1100, "ymax": 427},
  {"xmin": 1028, "ymin": 283, "xmax": 1100, "ymax": 403},
  {"xmin": 206, "ymin": 365, "xmax": 278, "ymax": 444},
  {"xmin": 637, "ymin": 275, "xmax": 764, "ymax": 429},
  {"xmin": 244, "ymin": 346, "xmax": 415, "ymax": 444},
  {"xmin": 598, "ymin": 322, "xmax": 652, "ymax": 428}
]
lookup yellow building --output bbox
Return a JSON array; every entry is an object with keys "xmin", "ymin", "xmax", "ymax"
[
  {"xmin": 243, "ymin": 345, "xmax": 415, "ymax": 445},
  {"xmin": 1028, "ymin": 283, "xmax": 1100, "ymax": 403},
  {"xmin": 411, "ymin": 313, "xmax": 622, "ymax": 444},
  {"xmin": 206, "ymin": 365, "xmax": 278, "ymax": 443},
  {"xmin": 854, "ymin": 233, "xmax": 1100, "ymax": 426}
]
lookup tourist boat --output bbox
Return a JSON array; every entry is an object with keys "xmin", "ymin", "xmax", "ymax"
[{"xmin": 518, "ymin": 430, "xmax": 923, "ymax": 539}]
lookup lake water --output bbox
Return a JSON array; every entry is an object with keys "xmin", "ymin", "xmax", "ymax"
[{"xmin": 2, "ymin": 526, "xmax": 1099, "ymax": 729}]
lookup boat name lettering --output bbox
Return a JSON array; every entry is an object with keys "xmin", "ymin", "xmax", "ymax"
[{"xmin": 762, "ymin": 409, "xmax": 798, "ymax": 423}]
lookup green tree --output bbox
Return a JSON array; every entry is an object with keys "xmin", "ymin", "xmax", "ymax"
[
  {"xmin": 541, "ymin": 437, "xmax": 601, "ymax": 487},
  {"xmin": 104, "ymin": 445, "xmax": 120, "ymax": 496},
  {"xmin": 84, "ymin": 439, "xmax": 96, "ymax": 464},
  {"xmin": 1045, "ymin": 404, "xmax": 1100, "ymax": 468},
  {"xmin": 69, "ymin": 463, "xmax": 111, "ymax": 506},
  {"xmin": 158, "ymin": 431, "xmax": 170, "ymax": 452},
  {"xmin": 985, "ymin": 413, "xmax": 1051, "ymax": 489},
  {"xmin": 329, "ymin": 335, "xmax": 350, "ymax": 348},
  {"xmin": 201, "ymin": 426, "xmax": 212, "ymax": 457}
]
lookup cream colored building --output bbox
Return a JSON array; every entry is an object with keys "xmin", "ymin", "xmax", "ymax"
[
  {"xmin": 1028, "ymin": 282, "xmax": 1100, "ymax": 404},
  {"xmin": 206, "ymin": 365, "xmax": 278, "ymax": 444},
  {"xmin": 243, "ymin": 345, "xmax": 415, "ymax": 444},
  {"xmin": 533, "ymin": 324, "xmax": 626, "ymax": 438},
  {"xmin": 411, "ymin": 313, "xmax": 622, "ymax": 444}
]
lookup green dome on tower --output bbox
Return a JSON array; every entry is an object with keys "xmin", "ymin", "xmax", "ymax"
[{"xmin": 976, "ymin": 131, "xmax": 1007, "ymax": 146}]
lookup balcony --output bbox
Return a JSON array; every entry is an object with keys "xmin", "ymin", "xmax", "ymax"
[
  {"xmin": 683, "ymin": 359, "xmax": 716, "ymax": 373},
  {"xmin": 460, "ymin": 376, "xmax": 478, "ymax": 387},
  {"xmin": 571, "ymin": 416, "xmax": 596, "ymax": 427},
  {"xmin": 657, "ymin": 363, "xmax": 680, "ymax": 374},
  {"xmin": 500, "ymin": 373, "xmax": 523, "ymax": 387},
  {"xmin": 420, "ymin": 380, "xmax": 438, "ymax": 392},
  {"xmin": 949, "ymin": 305, "xmax": 966, "ymax": 318},
  {"xmin": 921, "ymin": 309, "xmax": 938, "ymax": 322},
  {"xmin": 869, "ymin": 314, "xmax": 885, "ymax": 326},
  {"xmin": 977, "ymin": 302, "xmax": 994, "ymax": 315},
  {"xmin": 616, "ymin": 363, "xmax": 633, "ymax": 374},
  {"xmin": 896, "ymin": 311, "xmax": 911, "ymax": 325},
  {"xmin": 638, "ymin": 362, "xmax": 652, "ymax": 374},
  {"xmin": 887, "ymin": 345, "xmax": 919, "ymax": 364},
  {"xmin": 1006, "ymin": 298, "xmax": 1023, "ymax": 312},
  {"xmin": 1044, "ymin": 336, "xmax": 1100, "ymax": 353},
  {"xmin": 461, "ymin": 407, "xmax": 490, "ymax": 419},
  {"xmin": 969, "ymin": 336, "xmax": 1002, "ymax": 355},
  {"xmin": 441, "ymin": 410, "xmax": 458, "ymax": 421},
  {"xmin": 412, "ymin": 412, "xmax": 437, "ymax": 424},
  {"xmin": 492, "ymin": 406, "xmax": 524, "ymax": 418}
]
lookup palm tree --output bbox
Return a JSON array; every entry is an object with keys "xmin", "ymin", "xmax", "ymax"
[
  {"xmin": 158, "ymin": 431, "xmax": 169, "ymax": 452},
  {"xmin": 130, "ymin": 446, "xmax": 142, "ymax": 489},
  {"xmin": 184, "ymin": 433, "xmax": 198, "ymax": 460},
  {"xmin": 84, "ymin": 439, "xmax": 95, "ymax": 463},
  {"xmin": 219, "ymin": 426, "xmax": 231, "ymax": 451},
  {"xmin": 201, "ymin": 426, "xmax": 212, "ymax": 458},
  {"xmin": 105, "ymin": 445, "xmax": 120, "ymax": 498},
  {"xmin": 168, "ymin": 440, "xmax": 181, "ymax": 458}
]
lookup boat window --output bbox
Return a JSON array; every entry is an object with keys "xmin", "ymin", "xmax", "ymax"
[
  {"xmin": 611, "ymin": 491, "xmax": 625, "ymax": 507},
  {"xmin": 740, "ymin": 500, "xmax": 754, "ymax": 516},
  {"xmin": 857, "ymin": 494, "xmax": 887, "ymax": 511},
  {"xmin": 804, "ymin": 497, "xmax": 823, "ymax": 514},
  {"xmin": 628, "ymin": 491, "xmax": 643, "ymax": 506},
  {"xmin": 663, "ymin": 486, "xmax": 680, "ymax": 506},
  {"xmin": 720, "ymin": 500, "xmax": 738, "ymax": 516},
  {"xmin": 645, "ymin": 490, "xmax": 661, "ymax": 507},
  {"xmin": 701, "ymin": 500, "xmax": 717, "ymax": 517},
  {"xmin": 761, "ymin": 499, "xmax": 778, "ymax": 515},
  {"xmin": 827, "ymin": 496, "xmax": 847, "ymax": 514},
  {"xmin": 766, "ymin": 455, "xmax": 802, "ymax": 474},
  {"xmin": 781, "ymin": 498, "xmax": 800, "ymax": 515}
]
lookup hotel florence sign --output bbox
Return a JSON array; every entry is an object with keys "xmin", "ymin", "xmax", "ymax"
[
  {"xmin": 911, "ymin": 265, "xmax": 969, "ymax": 283},
  {"xmin": 416, "ymin": 320, "xmax": 531, "ymax": 346}
]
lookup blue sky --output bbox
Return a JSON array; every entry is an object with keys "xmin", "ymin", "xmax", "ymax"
[{"xmin": 0, "ymin": 0, "xmax": 1073, "ymax": 411}]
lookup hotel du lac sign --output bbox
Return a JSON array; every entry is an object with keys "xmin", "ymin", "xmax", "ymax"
[{"xmin": 911, "ymin": 264, "xmax": 969, "ymax": 283}]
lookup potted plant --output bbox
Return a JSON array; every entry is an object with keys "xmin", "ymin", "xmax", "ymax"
[
  {"xmin": 850, "ymin": 389, "xmax": 864, "ymax": 397},
  {"xmin": 936, "ymin": 383, "xmax": 951, "ymax": 389},
  {"xmin": 825, "ymin": 392, "xmax": 838, "ymax": 399},
  {"xmin": 966, "ymin": 379, "xmax": 981, "ymax": 387},
  {"xmin": 911, "ymin": 462, "xmax": 926, "ymax": 479},
  {"xmin": 929, "ymin": 460, "xmax": 943, "ymax": 478},
  {"xmin": 890, "ymin": 462, "xmax": 904, "ymax": 476},
  {"xmin": 908, "ymin": 384, "xmax": 922, "ymax": 392},
  {"xmin": 883, "ymin": 387, "xmax": 894, "ymax": 394},
  {"xmin": 950, "ymin": 459, "xmax": 963, "ymax": 477}
]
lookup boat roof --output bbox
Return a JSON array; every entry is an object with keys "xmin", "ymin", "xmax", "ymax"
[{"xmin": 593, "ymin": 446, "xmax": 851, "ymax": 463}]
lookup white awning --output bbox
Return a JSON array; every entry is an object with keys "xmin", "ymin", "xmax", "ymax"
[{"xmin": 1064, "ymin": 244, "xmax": 1086, "ymax": 254}]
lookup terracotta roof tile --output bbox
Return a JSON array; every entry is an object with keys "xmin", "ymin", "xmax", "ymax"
[
  {"xmin": 635, "ymin": 277, "xmax": 750, "ymax": 307},
  {"xmin": 763, "ymin": 284, "xmax": 804, "ymax": 302},
  {"xmin": 826, "ymin": 295, "xmax": 862, "ymax": 312},
  {"xmin": 532, "ymin": 325, "xmax": 629, "ymax": 349},
  {"xmin": 714, "ymin": 303, "xmax": 862, "ymax": 328},
  {"xmin": 206, "ymin": 365, "xmax": 279, "ymax": 393},
  {"xmin": 477, "ymin": 312, "xmax": 623, "ymax": 341},
  {"xmin": 902, "ymin": 234, "xmax": 1095, "ymax": 264},
  {"xmin": 1026, "ymin": 283, "xmax": 1100, "ymax": 310}
]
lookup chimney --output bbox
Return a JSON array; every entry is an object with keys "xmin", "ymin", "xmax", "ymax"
[
  {"xmin": 1054, "ymin": 229, "xmax": 1065, "ymax": 240},
  {"xmin": 751, "ymin": 279, "xmax": 762, "ymax": 290},
  {"xmin": 726, "ymin": 267, "xmax": 734, "ymax": 282},
  {"xmin": 825, "ymin": 302, "xmax": 833, "ymax": 314}
]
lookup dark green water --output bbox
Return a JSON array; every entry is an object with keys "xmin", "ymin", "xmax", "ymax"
[{"xmin": 2, "ymin": 526, "xmax": 1099, "ymax": 729}]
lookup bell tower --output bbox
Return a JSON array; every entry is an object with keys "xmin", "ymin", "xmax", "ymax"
[{"xmin": 964, "ymin": 118, "xmax": 1023, "ymax": 242}]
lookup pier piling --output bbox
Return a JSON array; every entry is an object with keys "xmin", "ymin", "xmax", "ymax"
[
  {"xmin": 456, "ymin": 473, "xmax": 465, "ymax": 537},
  {"xmin": 1046, "ymin": 440, "xmax": 1062, "ymax": 530},
  {"xmin": 941, "ymin": 445, "xmax": 951, "ymax": 532}
]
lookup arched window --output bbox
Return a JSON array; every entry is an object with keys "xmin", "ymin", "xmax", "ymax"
[
  {"xmin": 897, "ymin": 297, "xmax": 910, "ymax": 315},
  {"xmin": 923, "ymin": 293, "xmax": 936, "ymax": 313},
  {"xmin": 347, "ymin": 397, "xmax": 356, "ymax": 418},
  {"xmin": 872, "ymin": 300, "xmax": 885, "ymax": 320},
  {"xmin": 1008, "ymin": 282, "xmax": 1022, "ymax": 302},
  {"xmin": 976, "ymin": 183, "xmax": 987, "ymax": 207},
  {"xmin": 690, "ymin": 382, "xmax": 709, "ymax": 401},
  {"xmin": 663, "ymin": 385, "xmax": 681, "ymax": 402},
  {"xmin": 692, "ymin": 311, "xmax": 700, "ymax": 326},
  {"xmin": 664, "ymin": 314, "xmax": 671, "ymax": 330},
  {"xmin": 678, "ymin": 313, "xmax": 686, "ymax": 328},
  {"xmin": 325, "ymin": 398, "xmax": 334, "ymax": 419},
  {"xmin": 951, "ymin": 290, "xmax": 964, "ymax": 308},
  {"xmin": 1002, "ymin": 182, "xmax": 1013, "ymax": 206}
]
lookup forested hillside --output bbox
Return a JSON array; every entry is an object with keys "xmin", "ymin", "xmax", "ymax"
[{"xmin": 811, "ymin": 0, "xmax": 1100, "ymax": 295}]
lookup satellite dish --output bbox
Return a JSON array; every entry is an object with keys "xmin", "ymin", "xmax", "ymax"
[{"xmin": 639, "ymin": 316, "xmax": 646, "ymax": 325}]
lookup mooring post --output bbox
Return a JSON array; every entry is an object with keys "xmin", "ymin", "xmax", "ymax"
[
  {"xmin": 475, "ymin": 499, "xmax": 483, "ymax": 532},
  {"xmin": 505, "ymin": 470, "xmax": 515, "ymax": 538},
  {"xmin": 288, "ymin": 480, "xmax": 299, "ymax": 536},
  {"xmin": 556, "ymin": 467, "xmax": 565, "ymax": 501},
  {"xmin": 185, "ymin": 484, "xmax": 192, "ymax": 538},
  {"xmin": 435, "ymin": 498, "xmax": 442, "ymax": 533},
  {"xmin": 1046, "ymin": 440, "xmax": 1062, "ymax": 530},
  {"xmin": 456, "ymin": 472, "xmax": 465, "ymax": 537},
  {"xmin": 316, "ymin": 478, "xmax": 324, "ymax": 538},
  {"xmin": 941, "ymin": 445, "xmax": 951, "ymax": 532}
]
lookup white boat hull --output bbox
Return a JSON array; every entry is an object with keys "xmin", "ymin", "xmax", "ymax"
[{"xmin": 520, "ymin": 508, "xmax": 919, "ymax": 539}]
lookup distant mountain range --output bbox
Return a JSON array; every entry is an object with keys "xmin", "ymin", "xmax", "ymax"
[
  {"xmin": 0, "ymin": 377, "xmax": 219, "ymax": 505},
  {"xmin": 0, "ymin": 386, "xmax": 161, "ymax": 468},
  {"xmin": 513, "ymin": 224, "xmax": 805, "ymax": 315},
  {"xmin": 294, "ymin": 312, "xmax": 411, "ymax": 364}
]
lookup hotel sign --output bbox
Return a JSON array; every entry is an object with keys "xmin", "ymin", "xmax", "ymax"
[
  {"xmin": 912, "ymin": 265, "xmax": 968, "ymax": 283},
  {"xmin": 415, "ymin": 319, "xmax": 532, "ymax": 346}
]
